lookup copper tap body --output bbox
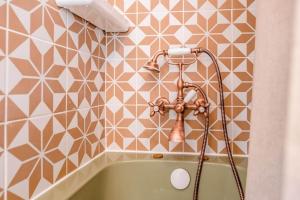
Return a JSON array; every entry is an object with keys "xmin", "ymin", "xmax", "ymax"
[
  {"xmin": 148, "ymin": 60, "xmax": 210, "ymax": 142},
  {"xmin": 148, "ymin": 48, "xmax": 210, "ymax": 120}
]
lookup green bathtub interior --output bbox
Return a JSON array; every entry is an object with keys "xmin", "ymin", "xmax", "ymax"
[{"xmin": 69, "ymin": 156, "xmax": 247, "ymax": 200}]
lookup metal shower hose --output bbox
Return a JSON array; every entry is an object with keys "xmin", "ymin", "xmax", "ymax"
[{"xmin": 192, "ymin": 49, "xmax": 245, "ymax": 200}]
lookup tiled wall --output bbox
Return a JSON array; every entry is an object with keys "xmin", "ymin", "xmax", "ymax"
[
  {"xmin": 0, "ymin": 0, "xmax": 255, "ymax": 199},
  {"xmin": 105, "ymin": 0, "xmax": 255, "ymax": 155},
  {"xmin": 0, "ymin": 0, "xmax": 105, "ymax": 199}
]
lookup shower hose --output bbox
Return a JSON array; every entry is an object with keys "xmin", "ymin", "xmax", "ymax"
[{"xmin": 192, "ymin": 49, "xmax": 245, "ymax": 200}]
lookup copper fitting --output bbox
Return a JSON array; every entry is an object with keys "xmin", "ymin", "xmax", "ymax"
[
  {"xmin": 169, "ymin": 113, "xmax": 185, "ymax": 142},
  {"xmin": 143, "ymin": 50, "xmax": 167, "ymax": 73}
]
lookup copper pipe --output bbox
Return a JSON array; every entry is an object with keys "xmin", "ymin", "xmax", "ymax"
[
  {"xmin": 152, "ymin": 50, "xmax": 167, "ymax": 62},
  {"xmin": 143, "ymin": 50, "xmax": 167, "ymax": 72},
  {"xmin": 164, "ymin": 104, "xmax": 200, "ymax": 110},
  {"xmin": 169, "ymin": 63, "xmax": 186, "ymax": 142}
]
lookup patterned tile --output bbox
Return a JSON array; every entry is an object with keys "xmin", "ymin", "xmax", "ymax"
[
  {"xmin": 67, "ymin": 13, "xmax": 104, "ymax": 56},
  {"xmin": 198, "ymin": 0, "xmax": 232, "ymax": 10},
  {"xmin": 0, "ymin": 27, "xmax": 5, "ymax": 123},
  {"xmin": 106, "ymin": 34, "xmax": 137, "ymax": 60},
  {"xmin": 232, "ymin": 8, "xmax": 256, "ymax": 57},
  {"xmin": 106, "ymin": 105, "xmax": 136, "ymax": 151},
  {"xmin": 105, "ymin": 58, "xmax": 137, "ymax": 110},
  {"xmin": 66, "ymin": 50, "xmax": 101, "ymax": 110},
  {"xmin": 232, "ymin": 0, "xmax": 256, "ymax": 9},
  {"xmin": 113, "ymin": 0, "xmax": 137, "ymax": 13},
  {"xmin": 98, "ymin": 106, "xmax": 105, "ymax": 153},
  {"xmin": 6, "ymin": 114, "xmax": 67, "ymax": 199},
  {"xmin": 8, "ymin": 0, "xmax": 43, "ymax": 35},
  {"xmin": 67, "ymin": 12, "xmax": 86, "ymax": 52},
  {"xmin": 98, "ymin": 31, "xmax": 106, "ymax": 59},
  {"xmin": 0, "ymin": 0, "xmax": 6, "ymax": 29},
  {"xmin": 84, "ymin": 107, "xmax": 104, "ymax": 158},
  {"xmin": 136, "ymin": 105, "xmax": 159, "ymax": 151},
  {"xmin": 107, "ymin": 0, "xmax": 255, "ymax": 155},
  {"xmin": 0, "ymin": 0, "xmax": 256, "ymax": 198},
  {"xmin": 0, "ymin": 124, "xmax": 4, "ymax": 200},
  {"xmin": 42, "ymin": 4, "xmax": 67, "ymax": 46},
  {"xmin": 66, "ymin": 107, "xmax": 104, "ymax": 172},
  {"xmin": 66, "ymin": 109, "xmax": 87, "ymax": 172},
  {"xmin": 7, "ymin": 32, "xmax": 67, "ymax": 121},
  {"xmin": 2, "ymin": 0, "xmax": 107, "ymax": 198},
  {"xmin": 85, "ymin": 23, "xmax": 102, "ymax": 57},
  {"xmin": 9, "ymin": 0, "xmax": 67, "ymax": 46}
]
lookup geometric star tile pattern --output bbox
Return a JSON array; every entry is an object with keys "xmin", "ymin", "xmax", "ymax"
[
  {"xmin": 1, "ymin": 0, "xmax": 105, "ymax": 199},
  {"xmin": 0, "ymin": 0, "xmax": 6, "ymax": 198},
  {"xmin": 6, "ymin": 115, "xmax": 67, "ymax": 199},
  {"xmin": 0, "ymin": 0, "xmax": 5, "ymax": 198},
  {"xmin": 0, "ymin": 0, "xmax": 255, "ymax": 199},
  {"xmin": 105, "ymin": 0, "xmax": 255, "ymax": 155}
]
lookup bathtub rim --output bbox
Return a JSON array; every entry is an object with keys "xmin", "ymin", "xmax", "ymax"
[{"xmin": 34, "ymin": 152, "xmax": 248, "ymax": 200}]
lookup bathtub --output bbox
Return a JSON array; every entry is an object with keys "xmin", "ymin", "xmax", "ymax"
[{"xmin": 36, "ymin": 153, "xmax": 247, "ymax": 200}]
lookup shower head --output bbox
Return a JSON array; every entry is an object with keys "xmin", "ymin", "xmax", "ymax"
[
  {"xmin": 143, "ymin": 60, "xmax": 160, "ymax": 73},
  {"xmin": 143, "ymin": 50, "xmax": 167, "ymax": 73}
]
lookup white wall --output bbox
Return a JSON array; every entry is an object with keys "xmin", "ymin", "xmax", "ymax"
[
  {"xmin": 246, "ymin": 0, "xmax": 300, "ymax": 199},
  {"xmin": 281, "ymin": 0, "xmax": 300, "ymax": 198}
]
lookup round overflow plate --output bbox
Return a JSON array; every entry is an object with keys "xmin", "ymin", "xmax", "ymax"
[{"xmin": 170, "ymin": 168, "xmax": 191, "ymax": 190}]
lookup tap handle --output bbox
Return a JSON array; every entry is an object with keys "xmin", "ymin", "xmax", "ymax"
[
  {"xmin": 148, "ymin": 98, "xmax": 170, "ymax": 117},
  {"xmin": 148, "ymin": 102, "xmax": 164, "ymax": 117},
  {"xmin": 168, "ymin": 48, "xmax": 191, "ymax": 56},
  {"xmin": 193, "ymin": 99, "xmax": 210, "ymax": 116}
]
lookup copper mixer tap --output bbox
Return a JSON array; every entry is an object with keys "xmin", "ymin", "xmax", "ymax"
[{"xmin": 144, "ymin": 48, "xmax": 209, "ymax": 142}]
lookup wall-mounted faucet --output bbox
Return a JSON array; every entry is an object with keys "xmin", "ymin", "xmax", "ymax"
[
  {"xmin": 143, "ymin": 47, "xmax": 245, "ymax": 200},
  {"xmin": 144, "ymin": 48, "xmax": 209, "ymax": 143}
]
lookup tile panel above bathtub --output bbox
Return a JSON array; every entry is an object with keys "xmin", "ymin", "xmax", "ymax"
[
  {"xmin": 0, "ymin": 0, "xmax": 106, "ymax": 199},
  {"xmin": 0, "ymin": 0, "xmax": 255, "ymax": 199},
  {"xmin": 105, "ymin": 0, "xmax": 255, "ymax": 155}
]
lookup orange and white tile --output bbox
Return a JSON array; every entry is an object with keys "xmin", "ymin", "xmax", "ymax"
[
  {"xmin": 106, "ymin": 0, "xmax": 255, "ymax": 155},
  {"xmin": 6, "ymin": 114, "xmax": 67, "ymax": 199}
]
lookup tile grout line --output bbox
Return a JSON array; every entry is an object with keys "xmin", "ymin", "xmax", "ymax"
[
  {"xmin": 3, "ymin": 26, "xmax": 105, "ymax": 59},
  {"xmin": 4, "ymin": 1, "xmax": 9, "ymax": 200},
  {"xmin": 65, "ymin": 7, "xmax": 69, "ymax": 179},
  {"xmin": 40, "ymin": 3, "xmax": 45, "ymax": 186},
  {"xmin": 231, "ymin": 3, "xmax": 235, "ymax": 154},
  {"xmin": 3, "ymin": 106, "xmax": 101, "ymax": 124},
  {"xmin": 104, "ymin": 27, "xmax": 107, "ymax": 152},
  {"xmin": 135, "ymin": 0, "xmax": 138, "ymax": 153}
]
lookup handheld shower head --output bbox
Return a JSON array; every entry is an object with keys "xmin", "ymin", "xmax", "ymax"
[
  {"xmin": 143, "ymin": 60, "xmax": 160, "ymax": 73},
  {"xmin": 143, "ymin": 48, "xmax": 198, "ymax": 73}
]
